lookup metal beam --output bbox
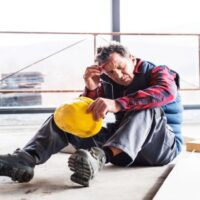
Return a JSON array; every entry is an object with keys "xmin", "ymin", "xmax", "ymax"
[
  {"xmin": 198, "ymin": 36, "xmax": 200, "ymax": 87},
  {"xmin": 1, "ymin": 31, "xmax": 200, "ymax": 36},
  {"xmin": 0, "ymin": 105, "xmax": 200, "ymax": 114},
  {"xmin": 112, "ymin": 0, "xmax": 120, "ymax": 42},
  {"xmin": 0, "ymin": 107, "xmax": 55, "ymax": 114}
]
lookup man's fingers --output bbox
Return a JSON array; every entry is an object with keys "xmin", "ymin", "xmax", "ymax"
[
  {"xmin": 84, "ymin": 71, "xmax": 101, "ymax": 79},
  {"xmin": 87, "ymin": 102, "xmax": 95, "ymax": 113},
  {"xmin": 87, "ymin": 98, "xmax": 110, "ymax": 120},
  {"xmin": 94, "ymin": 108, "xmax": 107, "ymax": 120},
  {"xmin": 92, "ymin": 100, "xmax": 108, "ymax": 120},
  {"xmin": 86, "ymin": 66, "xmax": 102, "ymax": 73},
  {"xmin": 86, "ymin": 65, "xmax": 99, "ymax": 69}
]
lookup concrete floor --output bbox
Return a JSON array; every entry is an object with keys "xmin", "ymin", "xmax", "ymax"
[{"xmin": 0, "ymin": 111, "xmax": 199, "ymax": 200}]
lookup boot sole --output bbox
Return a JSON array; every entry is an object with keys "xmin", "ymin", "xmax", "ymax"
[
  {"xmin": 0, "ymin": 159, "xmax": 34, "ymax": 183},
  {"xmin": 68, "ymin": 150, "xmax": 93, "ymax": 187}
]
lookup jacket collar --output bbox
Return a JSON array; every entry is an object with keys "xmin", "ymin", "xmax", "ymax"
[{"xmin": 133, "ymin": 58, "xmax": 143, "ymax": 74}]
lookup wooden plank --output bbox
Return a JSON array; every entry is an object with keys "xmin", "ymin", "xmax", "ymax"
[
  {"xmin": 186, "ymin": 140, "xmax": 200, "ymax": 152},
  {"xmin": 153, "ymin": 153, "xmax": 200, "ymax": 200}
]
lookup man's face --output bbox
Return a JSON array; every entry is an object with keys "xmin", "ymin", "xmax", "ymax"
[{"xmin": 102, "ymin": 53, "xmax": 135, "ymax": 86}]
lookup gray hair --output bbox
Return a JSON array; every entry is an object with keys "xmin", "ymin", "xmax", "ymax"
[{"xmin": 95, "ymin": 41, "xmax": 130, "ymax": 65}]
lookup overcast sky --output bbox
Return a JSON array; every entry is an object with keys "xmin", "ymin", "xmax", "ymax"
[
  {"xmin": 0, "ymin": 0, "xmax": 199, "ymax": 33},
  {"xmin": 121, "ymin": 0, "xmax": 200, "ymax": 33},
  {"xmin": 0, "ymin": 0, "xmax": 199, "ymax": 104}
]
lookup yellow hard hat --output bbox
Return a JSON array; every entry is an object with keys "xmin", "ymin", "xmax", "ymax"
[{"xmin": 54, "ymin": 96, "xmax": 103, "ymax": 138}]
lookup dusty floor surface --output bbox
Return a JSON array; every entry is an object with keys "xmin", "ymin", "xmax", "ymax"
[{"xmin": 0, "ymin": 110, "xmax": 199, "ymax": 200}]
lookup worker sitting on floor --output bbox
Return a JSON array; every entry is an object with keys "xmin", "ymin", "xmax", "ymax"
[{"xmin": 0, "ymin": 41, "xmax": 183, "ymax": 187}]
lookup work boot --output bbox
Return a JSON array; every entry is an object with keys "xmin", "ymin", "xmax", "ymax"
[
  {"xmin": 68, "ymin": 147, "xmax": 106, "ymax": 187},
  {"xmin": 0, "ymin": 149, "xmax": 35, "ymax": 183}
]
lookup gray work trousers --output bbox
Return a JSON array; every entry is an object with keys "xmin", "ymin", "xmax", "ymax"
[{"xmin": 23, "ymin": 107, "xmax": 178, "ymax": 166}]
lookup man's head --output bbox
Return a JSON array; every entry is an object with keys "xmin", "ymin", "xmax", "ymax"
[{"xmin": 95, "ymin": 42, "xmax": 136, "ymax": 86}]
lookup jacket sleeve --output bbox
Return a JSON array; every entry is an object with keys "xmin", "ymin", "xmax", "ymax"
[
  {"xmin": 82, "ymin": 83, "xmax": 105, "ymax": 100},
  {"xmin": 116, "ymin": 66, "xmax": 178, "ymax": 111}
]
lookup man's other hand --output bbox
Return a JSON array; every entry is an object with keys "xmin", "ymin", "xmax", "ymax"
[{"xmin": 87, "ymin": 98, "xmax": 121, "ymax": 121}]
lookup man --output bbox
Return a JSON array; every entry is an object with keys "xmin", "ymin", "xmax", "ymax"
[{"xmin": 0, "ymin": 42, "xmax": 183, "ymax": 187}]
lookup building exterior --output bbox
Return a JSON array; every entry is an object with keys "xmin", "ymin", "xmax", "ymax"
[{"xmin": 0, "ymin": 72, "xmax": 44, "ymax": 106}]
